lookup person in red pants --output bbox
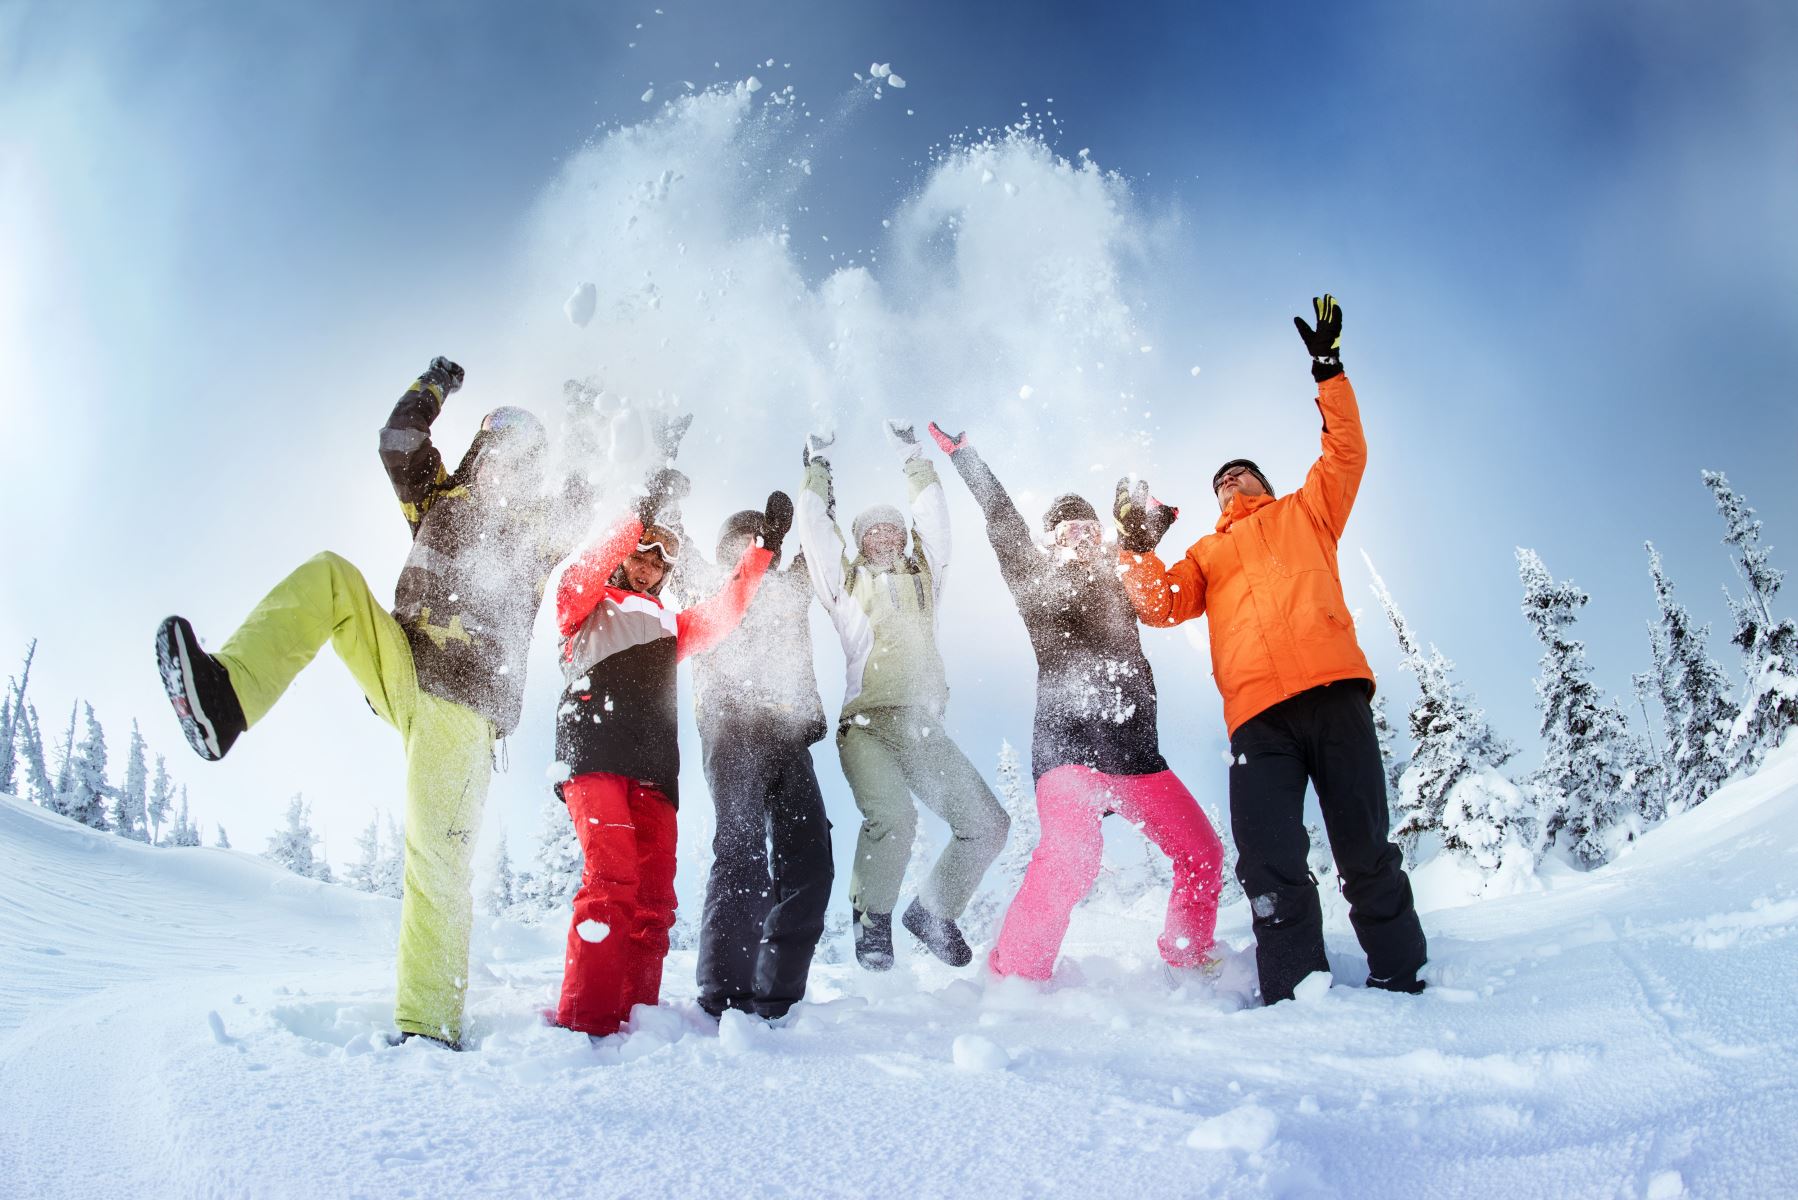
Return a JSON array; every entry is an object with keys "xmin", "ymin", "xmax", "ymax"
[{"xmin": 550, "ymin": 468, "xmax": 788, "ymax": 1037}]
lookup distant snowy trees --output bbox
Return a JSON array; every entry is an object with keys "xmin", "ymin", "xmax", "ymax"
[
  {"xmin": 962, "ymin": 740, "xmax": 1035, "ymax": 942},
  {"xmin": 344, "ymin": 811, "xmax": 405, "ymax": 898},
  {"xmin": 1704, "ymin": 472, "xmax": 1798, "ymax": 770},
  {"xmin": 1644, "ymin": 543, "xmax": 1738, "ymax": 813},
  {"xmin": 264, "ymin": 794, "xmax": 333, "ymax": 882}
]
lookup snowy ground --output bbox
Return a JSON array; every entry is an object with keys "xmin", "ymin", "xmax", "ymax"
[{"xmin": 4, "ymin": 753, "xmax": 1798, "ymax": 1199}]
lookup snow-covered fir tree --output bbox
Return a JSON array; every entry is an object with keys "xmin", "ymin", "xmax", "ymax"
[
  {"xmin": 1702, "ymin": 471, "xmax": 1798, "ymax": 769},
  {"xmin": 168, "ymin": 787, "xmax": 202, "ymax": 847},
  {"xmin": 1370, "ymin": 685, "xmax": 1405, "ymax": 797},
  {"xmin": 109, "ymin": 721, "xmax": 151, "ymax": 842},
  {"xmin": 50, "ymin": 701, "xmax": 77, "ymax": 811},
  {"xmin": 962, "ymin": 739, "xmax": 1035, "ymax": 940},
  {"xmin": 1644, "ymin": 542, "xmax": 1738, "ymax": 813},
  {"xmin": 816, "ymin": 906, "xmax": 853, "ymax": 965},
  {"xmin": 484, "ymin": 835, "xmax": 517, "ymax": 917},
  {"xmin": 146, "ymin": 754, "xmax": 174, "ymax": 845},
  {"xmin": 60, "ymin": 703, "xmax": 111, "ymax": 830},
  {"xmin": 515, "ymin": 790, "xmax": 582, "ymax": 920},
  {"xmin": 1202, "ymin": 802, "xmax": 1244, "ymax": 908},
  {"xmin": 1364, "ymin": 552, "xmax": 1529, "ymax": 873},
  {"xmin": 0, "ymin": 639, "xmax": 35, "ymax": 797},
  {"xmin": 345, "ymin": 813, "xmax": 382, "ymax": 893},
  {"xmin": 215, "ymin": 824, "xmax": 231, "ymax": 849},
  {"xmin": 18, "ymin": 700, "xmax": 52, "ymax": 808},
  {"xmin": 1517, "ymin": 548, "xmax": 1660, "ymax": 868},
  {"xmin": 374, "ymin": 814, "xmax": 405, "ymax": 899},
  {"xmin": 264, "ymin": 794, "xmax": 332, "ymax": 882}
]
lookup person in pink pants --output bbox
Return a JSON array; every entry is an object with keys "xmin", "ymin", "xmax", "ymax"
[{"xmin": 928, "ymin": 423, "xmax": 1224, "ymax": 981}]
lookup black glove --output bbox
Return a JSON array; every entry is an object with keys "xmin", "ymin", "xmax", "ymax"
[
  {"xmin": 760, "ymin": 490, "xmax": 794, "ymax": 559},
  {"xmin": 420, "ymin": 356, "xmax": 465, "ymax": 397},
  {"xmin": 1113, "ymin": 477, "xmax": 1179, "ymax": 554},
  {"xmin": 640, "ymin": 467, "xmax": 690, "ymax": 525},
  {"xmin": 655, "ymin": 412, "xmax": 695, "ymax": 461},
  {"xmin": 1292, "ymin": 294, "xmax": 1343, "ymax": 382}
]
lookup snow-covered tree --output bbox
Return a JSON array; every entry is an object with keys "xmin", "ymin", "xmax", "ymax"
[
  {"xmin": 484, "ymin": 835, "xmax": 517, "ymax": 917},
  {"xmin": 1702, "ymin": 471, "xmax": 1798, "ymax": 769},
  {"xmin": 515, "ymin": 790, "xmax": 582, "ymax": 920},
  {"xmin": 1643, "ymin": 542, "xmax": 1738, "ymax": 813},
  {"xmin": 0, "ymin": 639, "xmax": 36, "ymax": 797},
  {"xmin": 168, "ymin": 787, "xmax": 202, "ymax": 848},
  {"xmin": 1365, "ymin": 552, "xmax": 1529, "ymax": 873},
  {"xmin": 962, "ymin": 739, "xmax": 1035, "ymax": 940},
  {"xmin": 345, "ymin": 813, "xmax": 382, "ymax": 893},
  {"xmin": 375, "ymin": 813, "xmax": 405, "ymax": 899},
  {"xmin": 146, "ymin": 754, "xmax": 174, "ymax": 845},
  {"xmin": 816, "ymin": 905, "xmax": 853, "ymax": 965},
  {"xmin": 1517, "ymin": 548, "xmax": 1660, "ymax": 868},
  {"xmin": 109, "ymin": 721, "xmax": 151, "ymax": 842},
  {"xmin": 60, "ymin": 703, "xmax": 111, "ymax": 830},
  {"xmin": 1203, "ymin": 802, "xmax": 1244, "ymax": 908},
  {"xmin": 1370, "ymin": 685, "xmax": 1405, "ymax": 798},
  {"xmin": 18, "ymin": 701, "xmax": 53, "ymax": 808},
  {"xmin": 50, "ymin": 701, "xmax": 78, "ymax": 811},
  {"xmin": 215, "ymin": 824, "xmax": 231, "ymax": 849},
  {"xmin": 265, "ymin": 794, "xmax": 332, "ymax": 882}
]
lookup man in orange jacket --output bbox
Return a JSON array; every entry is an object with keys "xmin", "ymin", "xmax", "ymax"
[{"xmin": 1115, "ymin": 295, "xmax": 1427, "ymax": 1005}]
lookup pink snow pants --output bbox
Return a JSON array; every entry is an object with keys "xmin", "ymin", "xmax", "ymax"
[{"xmin": 988, "ymin": 765, "xmax": 1224, "ymax": 981}]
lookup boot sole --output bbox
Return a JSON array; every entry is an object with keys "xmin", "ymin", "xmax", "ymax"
[{"xmin": 156, "ymin": 618, "xmax": 222, "ymax": 761}]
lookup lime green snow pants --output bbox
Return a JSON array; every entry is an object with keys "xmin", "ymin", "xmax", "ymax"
[
  {"xmin": 838, "ymin": 706, "xmax": 1009, "ymax": 919},
  {"xmin": 215, "ymin": 551, "xmax": 493, "ymax": 1044}
]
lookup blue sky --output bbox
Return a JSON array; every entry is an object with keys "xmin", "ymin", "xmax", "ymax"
[{"xmin": 2, "ymin": 0, "xmax": 1794, "ymax": 875}]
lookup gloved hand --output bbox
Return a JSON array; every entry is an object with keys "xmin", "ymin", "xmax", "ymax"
[
  {"xmin": 1292, "ymin": 294, "xmax": 1344, "ymax": 382},
  {"xmin": 655, "ymin": 412, "xmax": 694, "ymax": 461},
  {"xmin": 420, "ymin": 356, "xmax": 465, "ymax": 397},
  {"xmin": 927, "ymin": 421, "xmax": 969, "ymax": 455},
  {"xmin": 804, "ymin": 431, "xmax": 836, "ymax": 467},
  {"xmin": 1113, "ymin": 477, "xmax": 1180, "ymax": 554},
  {"xmin": 640, "ymin": 467, "xmax": 691, "ymax": 526},
  {"xmin": 884, "ymin": 419, "xmax": 921, "ymax": 461},
  {"xmin": 760, "ymin": 490, "xmax": 794, "ymax": 558}
]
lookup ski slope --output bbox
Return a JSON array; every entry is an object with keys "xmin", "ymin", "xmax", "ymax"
[{"xmin": 4, "ymin": 751, "xmax": 1798, "ymax": 1199}]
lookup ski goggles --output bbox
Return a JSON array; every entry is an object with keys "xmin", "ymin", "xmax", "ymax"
[
  {"xmin": 636, "ymin": 526, "xmax": 681, "ymax": 564},
  {"xmin": 1051, "ymin": 518, "xmax": 1104, "ymax": 546}
]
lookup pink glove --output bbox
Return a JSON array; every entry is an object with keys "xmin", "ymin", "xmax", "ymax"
[{"xmin": 928, "ymin": 421, "xmax": 969, "ymax": 455}]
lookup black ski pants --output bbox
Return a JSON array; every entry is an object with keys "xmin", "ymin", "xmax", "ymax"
[
  {"xmin": 1227, "ymin": 680, "xmax": 1427, "ymax": 1004},
  {"xmin": 696, "ymin": 718, "xmax": 835, "ymax": 1019}
]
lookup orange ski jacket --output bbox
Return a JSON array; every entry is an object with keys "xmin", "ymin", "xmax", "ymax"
[{"xmin": 1119, "ymin": 374, "xmax": 1374, "ymax": 735}]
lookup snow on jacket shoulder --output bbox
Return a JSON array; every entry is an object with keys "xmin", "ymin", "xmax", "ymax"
[
  {"xmin": 553, "ymin": 514, "xmax": 771, "ymax": 805},
  {"xmin": 1119, "ymin": 373, "xmax": 1374, "ymax": 735}
]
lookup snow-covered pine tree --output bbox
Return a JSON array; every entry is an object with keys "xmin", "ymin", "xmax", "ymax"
[
  {"xmin": 169, "ymin": 787, "xmax": 202, "ymax": 847},
  {"xmin": 1202, "ymin": 802, "xmax": 1244, "ymax": 908},
  {"xmin": 19, "ymin": 701, "xmax": 53, "ymax": 808},
  {"xmin": 1702, "ymin": 471, "xmax": 1798, "ymax": 769},
  {"xmin": 264, "ymin": 794, "xmax": 331, "ymax": 881},
  {"xmin": 50, "ymin": 701, "xmax": 78, "ymax": 813},
  {"xmin": 345, "ymin": 813, "xmax": 382, "ymax": 893},
  {"xmin": 962, "ymin": 739, "xmax": 1036, "ymax": 940},
  {"xmin": 109, "ymin": 721, "xmax": 151, "ymax": 842},
  {"xmin": 1370, "ymin": 686, "xmax": 1405, "ymax": 797},
  {"xmin": 816, "ymin": 906, "xmax": 852, "ymax": 965},
  {"xmin": 147, "ymin": 754, "xmax": 174, "ymax": 845},
  {"xmin": 484, "ymin": 835, "xmax": 517, "ymax": 917},
  {"xmin": 1517, "ymin": 548, "xmax": 1660, "ymax": 868},
  {"xmin": 1364, "ymin": 552, "xmax": 1528, "ymax": 873},
  {"xmin": 1644, "ymin": 542, "xmax": 1738, "ymax": 813},
  {"xmin": 374, "ymin": 813, "xmax": 404, "ymax": 899},
  {"xmin": 517, "ymin": 790, "xmax": 582, "ymax": 921},
  {"xmin": 215, "ymin": 824, "xmax": 231, "ymax": 849},
  {"xmin": 62, "ymin": 703, "xmax": 111, "ymax": 830},
  {"xmin": 0, "ymin": 639, "xmax": 34, "ymax": 796}
]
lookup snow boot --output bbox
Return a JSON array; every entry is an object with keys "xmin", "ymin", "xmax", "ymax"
[
  {"xmin": 155, "ymin": 616, "xmax": 247, "ymax": 762},
  {"xmin": 385, "ymin": 1030, "xmax": 463, "ymax": 1051},
  {"xmin": 902, "ymin": 898, "xmax": 973, "ymax": 968},
  {"xmin": 853, "ymin": 908, "xmax": 894, "ymax": 972},
  {"xmin": 1366, "ymin": 971, "xmax": 1426, "ymax": 996}
]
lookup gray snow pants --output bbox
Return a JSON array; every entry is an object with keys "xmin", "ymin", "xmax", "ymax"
[{"xmin": 837, "ymin": 705, "xmax": 1009, "ymax": 919}]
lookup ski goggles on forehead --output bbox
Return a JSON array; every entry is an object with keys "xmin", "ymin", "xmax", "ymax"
[
  {"xmin": 635, "ymin": 532, "xmax": 681, "ymax": 564},
  {"xmin": 1053, "ymin": 518, "xmax": 1103, "ymax": 543}
]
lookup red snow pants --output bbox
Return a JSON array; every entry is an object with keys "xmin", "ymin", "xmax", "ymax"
[
  {"xmin": 555, "ymin": 772, "xmax": 679, "ymax": 1036},
  {"xmin": 988, "ymin": 765, "xmax": 1224, "ymax": 981}
]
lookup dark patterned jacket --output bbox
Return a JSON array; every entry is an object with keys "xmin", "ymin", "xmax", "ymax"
[{"xmin": 946, "ymin": 445, "xmax": 1168, "ymax": 782}]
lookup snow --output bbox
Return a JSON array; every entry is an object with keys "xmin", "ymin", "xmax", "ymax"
[
  {"xmin": 6, "ymin": 746, "xmax": 1798, "ymax": 1195},
  {"xmin": 563, "ymin": 281, "xmax": 597, "ymax": 327}
]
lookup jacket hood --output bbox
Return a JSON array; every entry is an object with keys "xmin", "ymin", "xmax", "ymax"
[{"xmin": 1216, "ymin": 490, "xmax": 1276, "ymax": 533}]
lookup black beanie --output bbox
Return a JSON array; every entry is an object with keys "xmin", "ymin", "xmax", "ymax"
[
  {"xmin": 716, "ymin": 510, "xmax": 764, "ymax": 560},
  {"xmin": 1041, "ymin": 493, "xmax": 1099, "ymax": 532},
  {"xmin": 1212, "ymin": 458, "xmax": 1274, "ymax": 496}
]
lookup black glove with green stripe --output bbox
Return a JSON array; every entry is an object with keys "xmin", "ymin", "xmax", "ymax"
[{"xmin": 1292, "ymin": 294, "xmax": 1343, "ymax": 382}]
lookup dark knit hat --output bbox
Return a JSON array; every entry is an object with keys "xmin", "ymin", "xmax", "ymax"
[
  {"xmin": 1041, "ymin": 493, "xmax": 1099, "ymax": 532},
  {"xmin": 1212, "ymin": 458, "xmax": 1273, "ymax": 496}
]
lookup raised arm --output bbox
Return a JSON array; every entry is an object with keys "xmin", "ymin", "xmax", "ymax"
[
  {"xmin": 795, "ymin": 435, "xmax": 849, "ymax": 615},
  {"xmin": 555, "ymin": 514, "xmax": 642, "ymax": 638},
  {"xmin": 929, "ymin": 423, "xmax": 1040, "ymax": 598},
  {"xmin": 675, "ymin": 490, "xmax": 789, "ymax": 660},
  {"xmin": 378, "ymin": 357, "xmax": 463, "ymax": 535},
  {"xmin": 1111, "ymin": 476, "xmax": 1203, "ymax": 627},
  {"xmin": 885, "ymin": 421, "xmax": 951, "ymax": 585},
  {"xmin": 1291, "ymin": 293, "xmax": 1365, "ymax": 540}
]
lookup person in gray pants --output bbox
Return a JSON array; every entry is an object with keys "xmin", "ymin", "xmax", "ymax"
[{"xmin": 795, "ymin": 420, "xmax": 1009, "ymax": 970}]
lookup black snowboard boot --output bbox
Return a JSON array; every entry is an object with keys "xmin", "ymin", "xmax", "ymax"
[
  {"xmin": 155, "ymin": 616, "xmax": 247, "ymax": 762},
  {"xmin": 1366, "ymin": 971, "xmax": 1427, "ymax": 995},
  {"xmin": 853, "ymin": 908, "xmax": 894, "ymax": 972},
  {"xmin": 902, "ymin": 898, "xmax": 973, "ymax": 968}
]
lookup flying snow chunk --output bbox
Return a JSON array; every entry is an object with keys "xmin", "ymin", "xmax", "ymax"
[
  {"xmin": 887, "ymin": 74, "xmax": 906, "ymax": 88},
  {"xmin": 1018, "ymin": 384, "xmax": 1034, "ymax": 400},
  {"xmin": 744, "ymin": 76, "xmax": 763, "ymax": 93},
  {"xmin": 1293, "ymin": 970, "xmax": 1333, "ymax": 1004},
  {"xmin": 1190, "ymin": 365, "xmax": 1203, "ymax": 377},
  {"xmin": 951, "ymin": 1034, "xmax": 1009, "ymax": 1071},
  {"xmin": 641, "ymin": 87, "xmax": 655, "ymax": 103},
  {"xmin": 576, "ymin": 919, "xmax": 610, "ymax": 944},
  {"xmin": 1185, "ymin": 1104, "xmax": 1279, "ymax": 1153},
  {"xmin": 980, "ymin": 168, "xmax": 996, "ymax": 185},
  {"xmin": 564, "ymin": 282, "xmax": 598, "ymax": 327},
  {"xmin": 870, "ymin": 62, "xmax": 891, "ymax": 78}
]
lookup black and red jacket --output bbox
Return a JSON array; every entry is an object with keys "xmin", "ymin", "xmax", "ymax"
[{"xmin": 553, "ymin": 515, "xmax": 770, "ymax": 807}]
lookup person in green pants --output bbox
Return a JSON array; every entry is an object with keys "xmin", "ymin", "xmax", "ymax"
[
  {"xmin": 795, "ymin": 420, "xmax": 1009, "ymax": 970},
  {"xmin": 154, "ymin": 358, "xmax": 597, "ymax": 1048}
]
